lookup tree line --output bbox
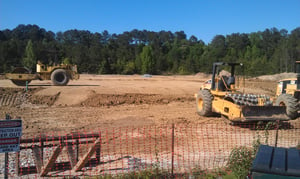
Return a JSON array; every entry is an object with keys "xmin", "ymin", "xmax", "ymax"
[{"xmin": 1, "ymin": 24, "xmax": 300, "ymax": 76}]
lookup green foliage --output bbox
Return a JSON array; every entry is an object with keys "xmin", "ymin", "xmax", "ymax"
[
  {"xmin": 98, "ymin": 60, "xmax": 110, "ymax": 74},
  {"xmin": 87, "ymin": 168, "xmax": 233, "ymax": 179},
  {"xmin": 140, "ymin": 46, "xmax": 155, "ymax": 74},
  {"xmin": 191, "ymin": 167, "xmax": 231, "ymax": 179},
  {"xmin": 1, "ymin": 25, "xmax": 300, "ymax": 75},
  {"xmin": 123, "ymin": 61, "xmax": 136, "ymax": 74},
  {"xmin": 22, "ymin": 40, "xmax": 36, "ymax": 71},
  {"xmin": 178, "ymin": 65, "xmax": 189, "ymax": 75},
  {"xmin": 62, "ymin": 57, "xmax": 71, "ymax": 64},
  {"xmin": 228, "ymin": 146, "xmax": 253, "ymax": 179},
  {"xmin": 228, "ymin": 121, "xmax": 276, "ymax": 179}
]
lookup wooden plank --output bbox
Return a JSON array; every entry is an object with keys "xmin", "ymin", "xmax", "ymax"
[
  {"xmin": 32, "ymin": 145, "xmax": 44, "ymax": 174},
  {"xmin": 15, "ymin": 152, "xmax": 20, "ymax": 176},
  {"xmin": 72, "ymin": 138, "xmax": 100, "ymax": 172},
  {"xmin": 40, "ymin": 145, "xmax": 64, "ymax": 177},
  {"xmin": 66, "ymin": 142, "xmax": 77, "ymax": 168},
  {"xmin": 20, "ymin": 133, "xmax": 100, "ymax": 144}
]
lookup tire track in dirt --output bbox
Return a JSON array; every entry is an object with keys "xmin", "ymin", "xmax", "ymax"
[
  {"xmin": 0, "ymin": 88, "xmax": 29, "ymax": 107},
  {"xmin": 0, "ymin": 94, "xmax": 21, "ymax": 106}
]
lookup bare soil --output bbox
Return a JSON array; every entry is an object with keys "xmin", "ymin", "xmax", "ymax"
[
  {"xmin": 1, "ymin": 74, "xmax": 299, "ymax": 176},
  {"xmin": 0, "ymin": 74, "xmax": 289, "ymax": 137}
]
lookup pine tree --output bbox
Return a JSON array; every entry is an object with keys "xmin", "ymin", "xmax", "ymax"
[
  {"xmin": 140, "ymin": 46, "xmax": 155, "ymax": 74},
  {"xmin": 22, "ymin": 40, "xmax": 36, "ymax": 71}
]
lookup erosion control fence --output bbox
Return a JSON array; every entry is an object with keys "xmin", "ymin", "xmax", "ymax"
[{"xmin": 2, "ymin": 121, "xmax": 300, "ymax": 178}]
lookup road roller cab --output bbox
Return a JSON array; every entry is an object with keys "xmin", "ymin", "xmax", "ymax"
[{"xmin": 195, "ymin": 62, "xmax": 289, "ymax": 123}]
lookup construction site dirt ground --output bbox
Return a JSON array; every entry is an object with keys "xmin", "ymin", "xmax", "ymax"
[
  {"xmin": 0, "ymin": 74, "xmax": 299, "ymax": 138},
  {"xmin": 1, "ymin": 74, "xmax": 300, "ymax": 176}
]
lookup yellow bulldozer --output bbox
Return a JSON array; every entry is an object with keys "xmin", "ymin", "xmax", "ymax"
[
  {"xmin": 274, "ymin": 61, "xmax": 300, "ymax": 120},
  {"xmin": 195, "ymin": 62, "xmax": 289, "ymax": 123},
  {"xmin": 5, "ymin": 62, "xmax": 79, "ymax": 86}
]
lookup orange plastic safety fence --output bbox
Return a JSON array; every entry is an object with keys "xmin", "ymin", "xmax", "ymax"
[{"xmin": 4, "ymin": 121, "xmax": 299, "ymax": 178}]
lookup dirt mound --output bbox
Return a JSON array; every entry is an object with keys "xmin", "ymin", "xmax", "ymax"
[
  {"xmin": 80, "ymin": 93, "xmax": 194, "ymax": 107},
  {"xmin": 0, "ymin": 90, "xmax": 193, "ymax": 107},
  {"xmin": 29, "ymin": 92, "xmax": 61, "ymax": 106},
  {"xmin": 194, "ymin": 72, "xmax": 211, "ymax": 79},
  {"xmin": 219, "ymin": 70, "xmax": 231, "ymax": 76},
  {"xmin": 254, "ymin": 72, "xmax": 296, "ymax": 81},
  {"xmin": 195, "ymin": 70, "xmax": 230, "ymax": 78}
]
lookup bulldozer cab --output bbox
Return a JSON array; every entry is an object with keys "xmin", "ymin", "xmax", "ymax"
[
  {"xmin": 276, "ymin": 61, "xmax": 300, "ymax": 98},
  {"xmin": 276, "ymin": 79, "xmax": 297, "ymax": 96},
  {"xmin": 211, "ymin": 62, "xmax": 243, "ymax": 92}
]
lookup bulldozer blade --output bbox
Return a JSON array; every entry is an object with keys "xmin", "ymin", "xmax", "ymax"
[{"xmin": 241, "ymin": 106, "xmax": 289, "ymax": 121}]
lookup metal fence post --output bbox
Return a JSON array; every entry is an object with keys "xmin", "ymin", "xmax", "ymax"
[
  {"xmin": 25, "ymin": 81, "xmax": 28, "ymax": 92},
  {"xmin": 171, "ymin": 123, "xmax": 175, "ymax": 178},
  {"xmin": 275, "ymin": 120, "xmax": 280, "ymax": 148}
]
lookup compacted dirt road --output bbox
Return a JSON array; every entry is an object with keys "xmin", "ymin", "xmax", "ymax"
[{"xmin": 0, "ymin": 74, "xmax": 286, "ymax": 137}]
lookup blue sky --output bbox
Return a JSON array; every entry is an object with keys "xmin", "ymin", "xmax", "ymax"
[{"xmin": 0, "ymin": 0, "xmax": 299, "ymax": 44}]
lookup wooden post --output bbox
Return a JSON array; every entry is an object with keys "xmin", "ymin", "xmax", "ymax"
[
  {"xmin": 95, "ymin": 133, "xmax": 101, "ymax": 164},
  {"xmin": 32, "ymin": 145, "xmax": 43, "ymax": 173},
  {"xmin": 40, "ymin": 143, "xmax": 65, "ymax": 177},
  {"xmin": 72, "ymin": 138, "xmax": 100, "ymax": 172},
  {"xmin": 76, "ymin": 139, "xmax": 79, "ymax": 162},
  {"xmin": 15, "ymin": 152, "xmax": 20, "ymax": 176},
  {"xmin": 16, "ymin": 132, "xmax": 100, "ymax": 176},
  {"xmin": 66, "ymin": 143, "xmax": 77, "ymax": 168},
  {"xmin": 40, "ymin": 140, "xmax": 44, "ymax": 164}
]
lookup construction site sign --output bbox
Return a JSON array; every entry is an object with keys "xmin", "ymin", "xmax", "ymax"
[{"xmin": 0, "ymin": 120, "xmax": 22, "ymax": 153}]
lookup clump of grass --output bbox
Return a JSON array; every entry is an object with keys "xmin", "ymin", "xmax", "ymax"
[
  {"xmin": 88, "ymin": 169, "xmax": 172, "ymax": 179},
  {"xmin": 191, "ymin": 167, "xmax": 231, "ymax": 179},
  {"xmin": 90, "ymin": 168, "xmax": 232, "ymax": 179}
]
